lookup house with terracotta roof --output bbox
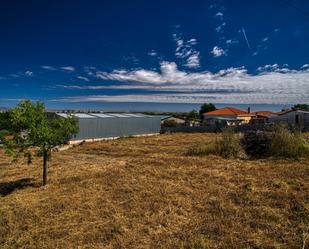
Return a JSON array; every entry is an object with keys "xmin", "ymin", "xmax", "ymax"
[{"xmin": 203, "ymin": 107, "xmax": 254, "ymax": 126}]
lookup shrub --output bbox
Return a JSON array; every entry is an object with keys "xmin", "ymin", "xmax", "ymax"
[
  {"xmin": 241, "ymin": 131, "xmax": 272, "ymax": 158},
  {"xmin": 163, "ymin": 119, "xmax": 178, "ymax": 127},
  {"xmin": 242, "ymin": 125, "xmax": 309, "ymax": 159},
  {"xmin": 216, "ymin": 128, "xmax": 242, "ymax": 159},
  {"xmin": 269, "ymin": 125, "xmax": 309, "ymax": 159},
  {"xmin": 187, "ymin": 128, "xmax": 241, "ymax": 159}
]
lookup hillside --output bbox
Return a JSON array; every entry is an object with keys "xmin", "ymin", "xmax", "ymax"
[{"xmin": 0, "ymin": 133, "xmax": 308, "ymax": 248}]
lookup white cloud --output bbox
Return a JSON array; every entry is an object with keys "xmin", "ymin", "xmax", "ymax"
[
  {"xmin": 25, "ymin": 70, "xmax": 34, "ymax": 77},
  {"xmin": 57, "ymin": 62, "xmax": 309, "ymax": 104},
  {"xmin": 41, "ymin": 65, "xmax": 57, "ymax": 71},
  {"xmin": 215, "ymin": 12, "xmax": 223, "ymax": 17},
  {"xmin": 262, "ymin": 37, "xmax": 269, "ymax": 42},
  {"xmin": 61, "ymin": 66, "xmax": 75, "ymax": 72},
  {"xmin": 211, "ymin": 46, "xmax": 227, "ymax": 57},
  {"xmin": 185, "ymin": 52, "xmax": 200, "ymax": 68},
  {"xmin": 173, "ymin": 32, "xmax": 200, "ymax": 68},
  {"xmin": 274, "ymin": 28, "xmax": 280, "ymax": 32},
  {"xmin": 256, "ymin": 64, "xmax": 295, "ymax": 73},
  {"xmin": 226, "ymin": 39, "xmax": 239, "ymax": 45},
  {"xmin": 148, "ymin": 50, "xmax": 157, "ymax": 56},
  {"xmin": 301, "ymin": 64, "xmax": 309, "ymax": 69},
  {"xmin": 77, "ymin": 76, "xmax": 90, "ymax": 82},
  {"xmin": 215, "ymin": 22, "xmax": 226, "ymax": 33}
]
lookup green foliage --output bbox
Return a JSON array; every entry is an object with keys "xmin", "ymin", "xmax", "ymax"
[
  {"xmin": 199, "ymin": 103, "xmax": 216, "ymax": 118},
  {"xmin": 163, "ymin": 119, "xmax": 178, "ymax": 127},
  {"xmin": 268, "ymin": 125, "xmax": 309, "ymax": 159},
  {"xmin": 292, "ymin": 103, "xmax": 309, "ymax": 111},
  {"xmin": 242, "ymin": 125, "xmax": 309, "ymax": 159},
  {"xmin": 216, "ymin": 128, "xmax": 241, "ymax": 159},
  {"xmin": 186, "ymin": 110, "xmax": 199, "ymax": 121},
  {"xmin": 187, "ymin": 128, "xmax": 241, "ymax": 159},
  {"xmin": 0, "ymin": 111, "xmax": 11, "ymax": 131},
  {"xmin": 4, "ymin": 100, "xmax": 78, "ymax": 184}
]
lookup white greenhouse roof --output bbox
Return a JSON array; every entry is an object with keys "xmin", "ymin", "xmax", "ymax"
[{"xmin": 56, "ymin": 113, "xmax": 153, "ymax": 119}]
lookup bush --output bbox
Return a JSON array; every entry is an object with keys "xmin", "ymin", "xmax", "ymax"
[
  {"xmin": 241, "ymin": 131, "xmax": 272, "ymax": 158},
  {"xmin": 269, "ymin": 125, "xmax": 309, "ymax": 159},
  {"xmin": 163, "ymin": 119, "xmax": 178, "ymax": 127},
  {"xmin": 216, "ymin": 128, "xmax": 242, "ymax": 159},
  {"xmin": 187, "ymin": 128, "xmax": 241, "ymax": 159},
  {"xmin": 242, "ymin": 125, "xmax": 309, "ymax": 159}
]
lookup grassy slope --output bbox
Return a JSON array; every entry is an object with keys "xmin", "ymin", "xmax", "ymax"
[{"xmin": 0, "ymin": 133, "xmax": 308, "ymax": 249}]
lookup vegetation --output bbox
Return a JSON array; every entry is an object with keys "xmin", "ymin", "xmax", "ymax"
[
  {"xmin": 199, "ymin": 103, "xmax": 216, "ymax": 119},
  {"xmin": 268, "ymin": 125, "xmax": 309, "ymax": 159},
  {"xmin": 163, "ymin": 119, "xmax": 178, "ymax": 127},
  {"xmin": 187, "ymin": 128, "xmax": 241, "ymax": 159},
  {"xmin": 186, "ymin": 110, "xmax": 199, "ymax": 121},
  {"xmin": 0, "ymin": 133, "xmax": 308, "ymax": 248},
  {"xmin": 242, "ymin": 125, "xmax": 309, "ymax": 159},
  {"xmin": 0, "ymin": 111, "xmax": 11, "ymax": 134},
  {"xmin": 293, "ymin": 103, "xmax": 309, "ymax": 111},
  {"xmin": 3, "ymin": 100, "xmax": 78, "ymax": 185},
  {"xmin": 189, "ymin": 125, "xmax": 309, "ymax": 160}
]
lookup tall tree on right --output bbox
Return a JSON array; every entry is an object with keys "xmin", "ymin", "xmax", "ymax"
[
  {"xmin": 199, "ymin": 103, "xmax": 216, "ymax": 119},
  {"xmin": 292, "ymin": 104, "xmax": 309, "ymax": 111}
]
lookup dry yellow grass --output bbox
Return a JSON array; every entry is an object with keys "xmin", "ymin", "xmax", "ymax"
[{"xmin": 0, "ymin": 133, "xmax": 308, "ymax": 249}]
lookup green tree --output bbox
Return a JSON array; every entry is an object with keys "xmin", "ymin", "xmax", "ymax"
[
  {"xmin": 292, "ymin": 103, "xmax": 309, "ymax": 111},
  {"xmin": 4, "ymin": 100, "xmax": 78, "ymax": 185},
  {"xmin": 186, "ymin": 110, "xmax": 199, "ymax": 121},
  {"xmin": 199, "ymin": 103, "xmax": 216, "ymax": 118},
  {"xmin": 0, "ymin": 111, "xmax": 11, "ymax": 130}
]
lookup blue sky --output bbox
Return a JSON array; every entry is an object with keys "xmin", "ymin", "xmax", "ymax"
[{"xmin": 1, "ymin": 0, "xmax": 309, "ymax": 110}]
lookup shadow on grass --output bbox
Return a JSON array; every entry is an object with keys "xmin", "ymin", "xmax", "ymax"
[{"xmin": 0, "ymin": 178, "xmax": 37, "ymax": 197}]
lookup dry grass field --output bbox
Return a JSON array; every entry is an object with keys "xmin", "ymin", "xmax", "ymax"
[{"xmin": 0, "ymin": 133, "xmax": 308, "ymax": 249}]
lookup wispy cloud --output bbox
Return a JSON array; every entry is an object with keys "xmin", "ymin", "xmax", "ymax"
[
  {"xmin": 173, "ymin": 30, "xmax": 200, "ymax": 68},
  {"xmin": 57, "ymin": 62, "xmax": 309, "ymax": 104},
  {"xmin": 215, "ymin": 12, "xmax": 224, "ymax": 18},
  {"xmin": 61, "ymin": 66, "xmax": 75, "ymax": 72},
  {"xmin": 262, "ymin": 37, "xmax": 269, "ymax": 42},
  {"xmin": 211, "ymin": 46, "xmax": 227, "ymax": 57},
  {"xmin": 148, "ymin": 50, "xmax": 157, "ymax": 56},
  {"xmin": 77, "ymin": 76, "xmax": 90, "ymax": 82},
  {"xmin": 41, "ymin": 65, "xmax": 57, "ymax": 71},
  {"xmin": 25, "ymin": 70, "xmax": 34, "ymax": 77},
  {"xmin": 226, "ymin": 39, "xmax": 239, "ymax": 45},
  {"xmin": 301, "ymin": 64, "xmax": 309, "ymax": 69}
]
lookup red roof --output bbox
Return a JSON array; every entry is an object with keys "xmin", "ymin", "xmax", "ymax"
[
  {"xmin": 203, "ymin": 107, "xmax": 250, "ymax": 116},
  {"xmin": 251, "ymin": 111, "xmax": 274, "ymax": 116}
]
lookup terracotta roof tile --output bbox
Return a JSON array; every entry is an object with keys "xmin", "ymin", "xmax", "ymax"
[{"xmin": 203, "ymin": 107, "xmax": 250, "ymax": 116}]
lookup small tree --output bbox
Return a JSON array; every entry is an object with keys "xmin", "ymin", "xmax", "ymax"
[
  {"xmin": 292, "ymin": 104, "xmax": 309, "ymax": 111},
  {"xmin": 186, "ymin": 110, "xmax": 199, "ymax": 121},
  {"xmin": 4, "ymin": 100, "xmax": 78, "ymax": 185},
  {"xmin": 199, "ymin": 103, "xmax": 216, "ymax": 119}
]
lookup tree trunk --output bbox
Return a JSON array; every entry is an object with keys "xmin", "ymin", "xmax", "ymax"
[{"xmin": 43, "ymin": 150, "xmax": 47, "ymax": 186}]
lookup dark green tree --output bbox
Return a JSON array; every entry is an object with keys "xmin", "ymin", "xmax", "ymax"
[
  {"xmin": 292, "ymin": 104, "xmax": 309, "ymax": 111},
  {"xmin": 199, "ymin": 103, "xmax": 216, "ymax": 118},
  {"xmin": 4, "ymin": 100, "xmax": 78, "ymax": 185},
  {"xmin": 186, "ymin": 110, "xmax": 199, "ymax": 121}
]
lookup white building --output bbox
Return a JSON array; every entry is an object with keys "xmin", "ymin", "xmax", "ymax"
[{"xmin": 269, "ymin": 110, "xmax": 309, "ymax": 129}]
